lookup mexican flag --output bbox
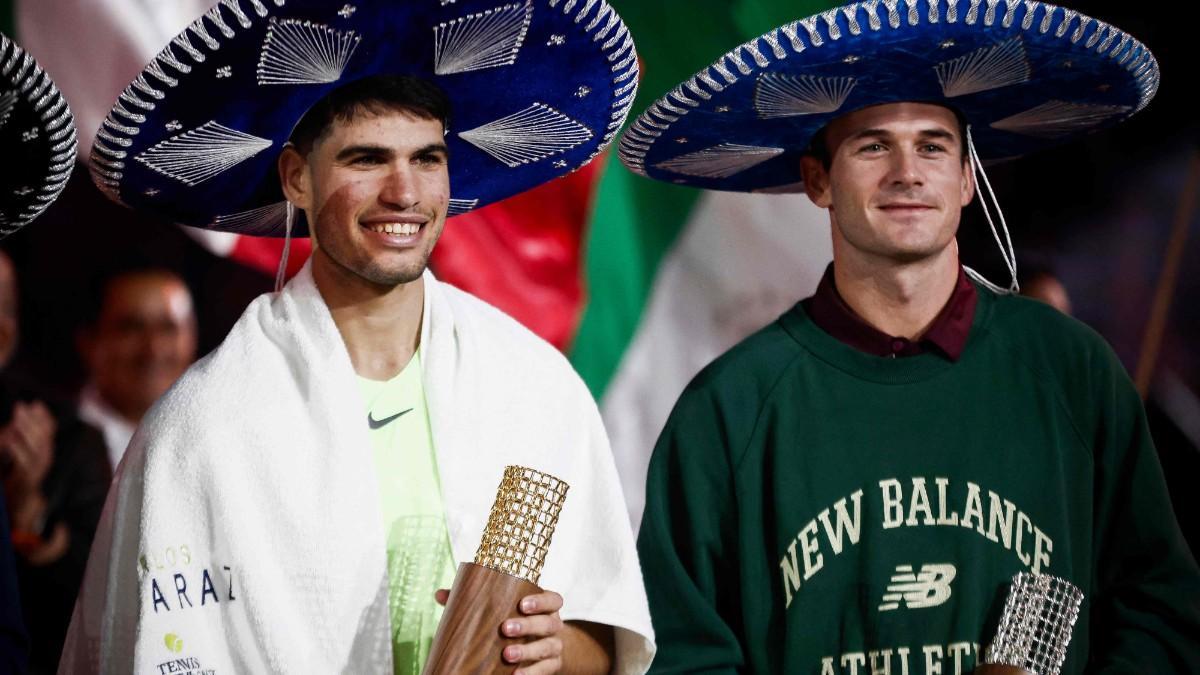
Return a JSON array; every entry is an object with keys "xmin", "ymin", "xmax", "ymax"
[{"xmin": 5, "ymin": 0, "xmax": 835, "ymax": 529}]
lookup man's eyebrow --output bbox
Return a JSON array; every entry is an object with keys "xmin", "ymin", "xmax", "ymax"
[
  {"xmin": 845, "ymin": 127, "xmax": 959, "ymax": 143},
  {"xmin": 334, "ymin": 144, "xmax": 392, "ymax": 161},
  {"xmin": 844, "ymin": 127, "xmax": 895, "ymax": 144},
  {"xmin": 413, "ymin": 142, "xmax": 450, "ymax": 158},
  {"xmin": 916, "ymin": 128, "xmax": 959, "ymax": 143},
  {"xmin": 334, "ymin": 142, "xmax": 450, "ymax": 161}
]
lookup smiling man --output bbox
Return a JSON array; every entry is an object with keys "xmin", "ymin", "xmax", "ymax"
[
  {"xmin": 803, "ymin": 102, "xmax": 974, "ymax": 345},
  {"xmin": 62, "ymin": 2, "xmax": 652, "ymax": 674},
  {"xmin": 77, "ymin": 267, "xmax": 197, "ymax": 470},
  {"xmin": 621, "ymin": 2, "xmax": 1200, "ymax": 673}
]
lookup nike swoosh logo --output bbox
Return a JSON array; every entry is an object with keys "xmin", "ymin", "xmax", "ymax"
[{"xmin": 367, "ymin": 408, "xmax": 413, "ymax": 429}]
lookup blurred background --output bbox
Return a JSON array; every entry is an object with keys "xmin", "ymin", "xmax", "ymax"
[{"xmin": 0, "ymin": 0, "xmax": 1196, "ymax": 670}]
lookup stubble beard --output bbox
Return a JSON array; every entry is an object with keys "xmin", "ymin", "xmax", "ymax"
[
  {"xmin": 314, "ymin": 206, "xmax": 444, "ymax": 289},
  {"xmin": 832, "ymin": 212, "xmax": 956, "ymax": 268},
  {"xmin": 352, "ymin": 247, "xmax": 433, "ymax": 287}
]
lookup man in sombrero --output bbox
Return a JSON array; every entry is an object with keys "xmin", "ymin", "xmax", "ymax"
[
  {"xmin": 626, "ymin": 1, "xmax": 1199, "ymax": 672},
  {"xmin": 60, "ymin": 2, "xmax": 653, "ymax": 674}
]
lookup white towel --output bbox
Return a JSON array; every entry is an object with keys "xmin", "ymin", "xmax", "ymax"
[{"xmin": 60, "ymin": 261, "xmax": 655, "ymax": 674}]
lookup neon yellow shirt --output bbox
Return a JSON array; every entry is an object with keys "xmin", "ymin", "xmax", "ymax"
[{"xmin": 358, "ymin": 352, "xmax": 457, "ymax": 675}]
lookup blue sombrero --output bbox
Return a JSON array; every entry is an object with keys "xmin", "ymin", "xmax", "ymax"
[
  {"xmin": 89, "ymin": 0, "xmax": 638, "ymax": 236},
  {"xmin": 1, "ymin": 33, "xmax": 77, "ymax": 237},
  {"xmin": 618, "ymin": 0, "xmax": 1157, "ymax": 193}
]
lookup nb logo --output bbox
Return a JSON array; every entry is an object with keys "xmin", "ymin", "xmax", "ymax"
[{"xmin": 878, "ymin": 563, "xmax": 956, "ymax": 611}]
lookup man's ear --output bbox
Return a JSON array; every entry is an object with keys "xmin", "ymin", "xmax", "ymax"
[
  {"xmin": 960, "ymin": 155, "xmax": 975, "ymax": 207},
  {"xmin": 278, "ymin": 145, "xmax": 312, "ymax": 210},
  {"xmin": 800, "ymin": 155, "xmax": 833, "ymax": 209}
]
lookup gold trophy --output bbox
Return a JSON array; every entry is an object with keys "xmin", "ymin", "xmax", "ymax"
[
  {"xmin": 422, "ymin": 466, "xmax": 569, "ymax": 675},
  {"xmin": 975, "ymin": 572, "xmax": 1084, "ymax": 675}
]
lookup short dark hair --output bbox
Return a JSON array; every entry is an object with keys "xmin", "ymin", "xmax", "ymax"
[
  {"xmin": 804, "ymin": 105, "xmax": 970, "ymax": 170},
  {"xmin": 288, "ymin": 74, "xmax": 453, "ymax": 155},
  {"xmin": 81, "ymin": 260, "xmax": 190, "ymax": 328}
]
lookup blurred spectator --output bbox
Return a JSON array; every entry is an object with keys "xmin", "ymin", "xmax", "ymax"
[
  {"xmin": 0, "ymin": 251, "xmax": 109, "ymax": 674},
  {"xmin": 1018, "ymin": 255, "xmax": 1073, "ymax": 315},
  {"xmin": 76, "ymin": 268, "xmax": 197, "ymax": 470},
  {"xmin": 1022, "ymin": 273, "xmax": 1072, "ymax": 315}
]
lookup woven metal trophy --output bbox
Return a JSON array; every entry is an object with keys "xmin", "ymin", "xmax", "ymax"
[
  {"xmin": 976, "ymin": 572, "xmax": 1084, "ymax": 675},
  {"xmin": 422, "ymin": 466, "xmax": 569, "ymax": 674}
]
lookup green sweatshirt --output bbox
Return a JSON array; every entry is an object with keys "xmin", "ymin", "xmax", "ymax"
[{"xmin": 638, "ymin": 286, "xmax": 1200, "ymax": 674}]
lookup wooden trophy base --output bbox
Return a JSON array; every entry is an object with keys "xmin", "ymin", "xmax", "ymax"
[{"xmin": 421, "ymin": 562, "xmax": 541, "ymax": 675}]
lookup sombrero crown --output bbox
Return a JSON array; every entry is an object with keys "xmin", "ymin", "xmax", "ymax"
[
  {"xmin": 90, "ymin": 0, "xmax": 638, "ymax": 236},
  {"xmin": 618, "ymin": 0, "xmax": 1157, "ymax": 193},
  {"xmin": 1, "ymin": 33, "xmax": 77, "ymax": 236}
]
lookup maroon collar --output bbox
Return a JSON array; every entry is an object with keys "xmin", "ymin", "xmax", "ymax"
[{"xmin": 802, "ymin": 264, "xmax": 977, "ymax": 361}]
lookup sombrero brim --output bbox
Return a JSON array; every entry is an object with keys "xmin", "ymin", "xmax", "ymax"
[
  {"xmin": 1, "ymin": 33, "xmax": 77, "ymax": 236},
  {"xmin": 90, "ymin": 0, "xmax": 638, "ymax": 236},
  {"xmin": 618, "ymin": 0, "xmax": 1157, "ymax": 193}
]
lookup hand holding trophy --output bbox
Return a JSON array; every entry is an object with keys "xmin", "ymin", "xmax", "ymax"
[{"xmin": 423, "ymin": 466, "xmax": 569, "ymax": 674}]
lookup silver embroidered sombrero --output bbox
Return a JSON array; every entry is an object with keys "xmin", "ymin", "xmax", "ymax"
[
  {"xmin": 1, "ymin": 33, "xmax": 77, "ymax": 236},
  {"xmin": 89, "ymin": 0, "xmax": 638, "ymax": 236},
  {"xmin": 618, "ymin": 0, "xmax": 1158, "ymax": 193}
]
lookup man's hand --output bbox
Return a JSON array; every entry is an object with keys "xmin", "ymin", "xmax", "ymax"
[
  {"xmin": 433, "ymin": 587, "xmax": 612, "ymax": 675},
  {"xmin": 498, "ymin": 590, "xmax": 565, "ymax": 674},
  {"xmin": 1, "ymin": 400, "xmax": 57, "ymax": 517},
  {"xmin": 1, "ymin": 400, "xmax": 70, "ymax": 565}
]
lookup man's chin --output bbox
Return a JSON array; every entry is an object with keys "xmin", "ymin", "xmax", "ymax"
[
  {"xmin": 358, "ymin": 263, "xmax": 428, "ymax": 288},
  {"xmin": 314, "ymin": 246, "xmax": 432, "ymax": 289},
  {"xmin": 876, "ymin": 232, "xmax": 956, "ymax": 263},
  {"xmin": 867, "ymin": 239, "xmax": 954, "ymax": 265}
]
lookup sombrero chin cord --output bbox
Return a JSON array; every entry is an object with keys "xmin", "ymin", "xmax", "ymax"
[
  {"xmin": 275, "ymin": 201, "xmax": 295, "ymax": 293},
  {"xmin": 964, "ymin": 125, "xmax": 1020, "ymax": 296}
]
